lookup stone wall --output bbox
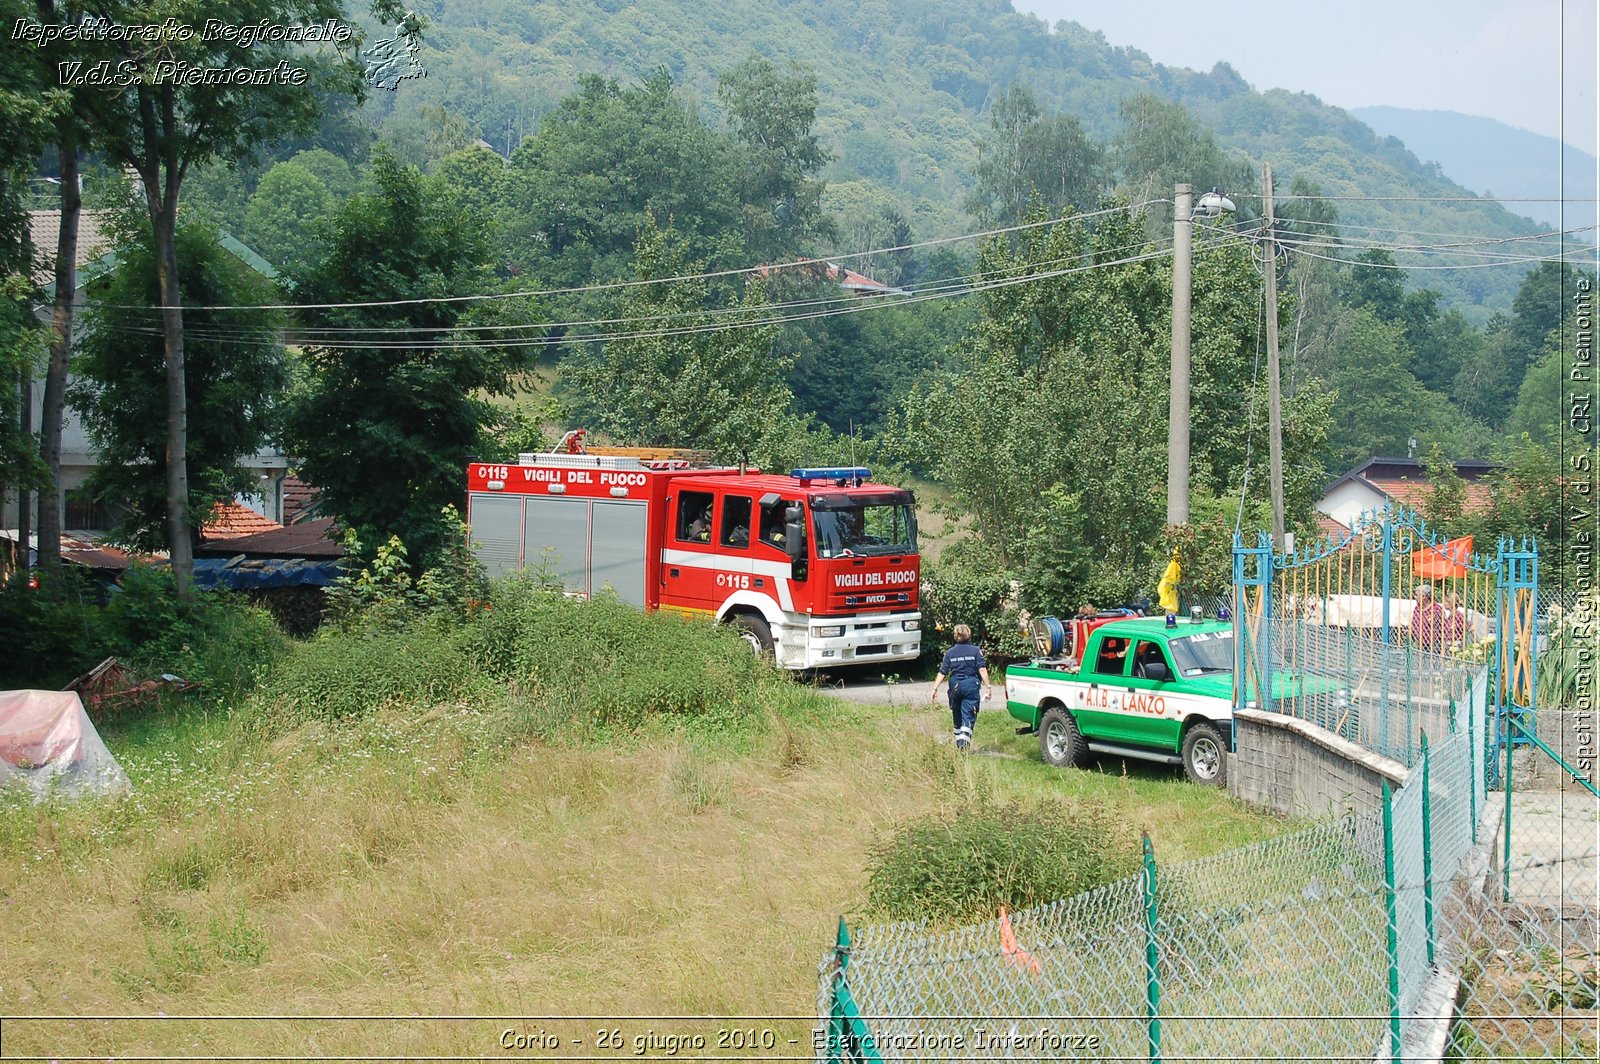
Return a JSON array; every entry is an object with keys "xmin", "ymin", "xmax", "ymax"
[{"xmin": 1229, "ymin": 708, "xmax": 1409, "ymax": 818}]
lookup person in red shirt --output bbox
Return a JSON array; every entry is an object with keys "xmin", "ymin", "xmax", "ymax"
[{"xmin": 1409, "ymin": 584, "xmax": 1445, "ymax": 652}]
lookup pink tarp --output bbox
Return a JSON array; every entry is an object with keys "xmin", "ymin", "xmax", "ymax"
[{"xmin": 0, "ymin": 690, "xmax": 130, "ymax": 801}]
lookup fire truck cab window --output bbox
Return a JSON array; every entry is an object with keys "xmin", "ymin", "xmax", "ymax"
[
  {"xmin": 721, "ymin": 495, "xmax": 752, "ymax": 548},
  {"xmin": 812, "ymin": 499, "xmax": 916, "ymax": 558},
  {"xmin": 1094, "ymin": 637, "xmax": 1129, "ymax": 678},
  {"xmin": 758, "ymin": 497, "xmax": 793, "ymax": 551},
  {"xmin": 677, "ymin": 491, "xmax": 714, "ymax": 544}
]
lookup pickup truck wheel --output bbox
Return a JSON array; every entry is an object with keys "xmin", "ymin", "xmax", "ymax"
[
  {"xmin": 1038, "ymin": 706, "xmax": 1089, "ymax": 769},
  {"xmin": 1181, "ymin": 722, "xmax": 1227, "ymax": 786},
  {"xmin": 733, "ymin": 615, "xmax": 775, "ymax": 660}
]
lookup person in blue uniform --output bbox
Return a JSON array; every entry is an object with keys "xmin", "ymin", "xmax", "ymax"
[{"xmin": 929, "ymin": 624, "xmax": 992, "ymax": 751}]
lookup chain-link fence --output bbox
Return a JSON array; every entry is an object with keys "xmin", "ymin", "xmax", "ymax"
[
  {"xmin": 1239, "ymin": 618, "xmax": 1482, "ymax": 767},
  {"xmin": 818, "ymin": 695, "xmax": 1598, "ymax": 1062},
  {"xmin": 1498, "ymin": 712, "xmax": 1600, "ymax": 909}
]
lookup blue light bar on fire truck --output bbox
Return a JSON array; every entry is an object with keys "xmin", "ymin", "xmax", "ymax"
[{"xmin": 790, "ymin": 467, "xmax": 871, "ymax": 485}]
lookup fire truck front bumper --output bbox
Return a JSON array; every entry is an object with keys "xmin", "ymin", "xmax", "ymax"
[{"xmin": 795, "ymin": 612, "xmax": 922, "ymax": 667}]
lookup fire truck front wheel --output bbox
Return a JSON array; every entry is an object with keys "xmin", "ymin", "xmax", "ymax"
[{"xmin": 731, "ymin": 614, "xmax": 775, "ymax": 659}]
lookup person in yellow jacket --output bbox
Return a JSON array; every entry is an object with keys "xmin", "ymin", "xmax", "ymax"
[{"xmin": 1157, "ymin": 548, "xmax": 1182, "ymax": 615}]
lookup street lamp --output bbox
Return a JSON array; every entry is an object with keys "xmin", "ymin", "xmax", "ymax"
[{"xmin": 1194, "ymin": 189, "xmax": 1236, "ymax": 218}]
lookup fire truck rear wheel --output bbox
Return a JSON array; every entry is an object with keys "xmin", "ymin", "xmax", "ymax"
[{"xmin": 733, "ymin": 615, "xmax": 775, "ymax": 659}]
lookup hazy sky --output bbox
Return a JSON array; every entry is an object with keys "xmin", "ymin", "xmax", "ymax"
[{"xmin": 1011, "ymin": 0, "xmax": 1599, "ymax": 157}]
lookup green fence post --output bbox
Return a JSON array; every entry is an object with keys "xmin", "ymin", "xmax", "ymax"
[
  {"xmin": 1142, "ymin": 832, "xmax": 1162, "ymax": 1064},
  {"xmin": 826, "ymin": 917, "xmax": 882, "ymax": 1064},
  {"xmin": 1382, "ymin": 781, "xmax": 1401, "ymax": 1064},
  {"xmin": 1420, "ymin": 732, "xmax": 1435, "ymax": 970},
  {"xmin": 1466, "ymin": 697, "xmax": 1478, "ymax": 844},
  {"xmin": 829, "ymin": 916, "xmax": 849, "ymax": 1064},
  {"xmin": 1503, "ymin": 713, "xmax": 1514, "ymax": 904}
]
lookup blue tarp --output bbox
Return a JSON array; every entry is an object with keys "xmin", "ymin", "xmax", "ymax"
[{"xmin": 192, "ymin": 556, "xmax": 343, "ymax": 591}]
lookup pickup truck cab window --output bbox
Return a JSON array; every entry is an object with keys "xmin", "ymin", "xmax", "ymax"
[
  {"xmin": 1132, "ymin": 640, "xmax": 1173, "ymax": 682},
  {"xmin": 1093, "ymin": 637, "xmax": 1129, "ymax": 677}
]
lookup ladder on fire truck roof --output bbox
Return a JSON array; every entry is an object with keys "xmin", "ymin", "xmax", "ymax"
[{"xmin": 544, "ymin": 429, "xmax": 713, "ymax": 466}]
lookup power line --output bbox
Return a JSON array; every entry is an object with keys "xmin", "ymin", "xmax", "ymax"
[
  {"xmin": 1274, "ymin": 217, "xmax": 1594, "ymax": 245},
  {"xmin": 82, "ymin": 199, "xmax": 1165, "ymax": 314},
  {"xmin": 84, "ymin": 239, "xmax": 1132, "ymax": 339},
  {"xmin": 1266, "ymin": 195, "xmax": 1586, "ymax": 204},
  {"xmin": 1279, "ymin": 240, "xmax": 1574, "ymax": 271},
  {"xmin": 95, "ymin": 244, "xmax": 1196, "ymax": 351}
]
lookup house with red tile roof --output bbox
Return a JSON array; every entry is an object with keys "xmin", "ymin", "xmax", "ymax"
[
  {"xmin": 201, "ymin": 501, "xmax": 284, "ymax": 541},
  {"xmin": 1316, "ymin": 456, "xmax": 1497, "ymax": 536}
]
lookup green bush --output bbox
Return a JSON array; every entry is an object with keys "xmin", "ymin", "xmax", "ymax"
[
  {"xmin": 248, "ymin": 615, "xmax": 489, "ymax": 729},
  {"xmin": 865, "ymin": 796, "xmax": 1140, "ymax": 924},
  {"xmin": 101, "ymin": 563, "xmax": 187, "ymax": 661},
  {"xmin": 469, "ymin": 580, "xmax": 777, "ymax": 728},
  {"xmin": 163, "ymin": 597, "xmax": 291, "ymax": 709},
  {"xmin": 0, "ymin": 571, "xmax": 108, "ymax": 688},
  {"xmin": 245, "ymin": 577, "xmax": 786, "ymax": 737},
  {"xmin": 919, "ymin": 544, "xmax": 1032, "ymax": 663},
  {"xmin": 0, "ymin": 564, "xmax": 288, "ymax": 702},
  {"xmin": 1538, "ymin": 592, "xmax": 1597, "ymax": 710}
]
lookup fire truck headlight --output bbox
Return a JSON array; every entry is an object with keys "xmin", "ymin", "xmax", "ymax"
[
  {"xmin": 815, "ymin": 625, "xmax": 845, "ymax": 639},
  {"xmin": 902, "ymin": 619, "xmax": 920, "ymax": 631}
]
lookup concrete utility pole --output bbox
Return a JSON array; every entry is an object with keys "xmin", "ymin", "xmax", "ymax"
[
  {"xmin": 1167, "ymin": 183, "xmax": 1192, "ymax": 527},
  {"xmin": 1263, "ymin": 164, "xmax": 1286, "ymax": 551}
]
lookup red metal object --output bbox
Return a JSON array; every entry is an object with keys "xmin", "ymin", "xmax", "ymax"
[
  {"xmin": 466, "ymin": 450, "xmax": 922, "ymax": 669},
  {"xmin": 64, "ymin": 658, "xmax": 199, "ymax": 716}
]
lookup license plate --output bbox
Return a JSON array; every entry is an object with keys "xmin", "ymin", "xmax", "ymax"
[{"xmin": 861, "ymin": 636, "xmax": 887, "ymax": 645}]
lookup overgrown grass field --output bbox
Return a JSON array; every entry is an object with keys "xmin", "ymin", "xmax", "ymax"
[{"xmin": 0, "ymin": 580, "xmax": 1290, "ymax": 1058}]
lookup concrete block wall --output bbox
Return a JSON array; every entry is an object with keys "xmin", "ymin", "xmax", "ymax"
[
  {"xmin": 1509, "ymin": 710, "xmax": 1597, "ymax": 790},
  {"xmin": 1229, "ymin": 708, "xmax": 1409, "ymax": 819}
]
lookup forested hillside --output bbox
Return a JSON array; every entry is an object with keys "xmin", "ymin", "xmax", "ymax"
[{"xmin": 334, "ymin": 0, "xmax": 1560, "ymax": 319}]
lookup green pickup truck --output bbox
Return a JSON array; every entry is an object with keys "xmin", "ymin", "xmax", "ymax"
[{"xmin": 1006, "ymin": 615, "xmax": 1346, "ymax": 786}]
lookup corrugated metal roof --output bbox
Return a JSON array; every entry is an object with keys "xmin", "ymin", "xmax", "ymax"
[{"xmin": 193, "ymin": 517, "xmax": 344, "ymax": 559}]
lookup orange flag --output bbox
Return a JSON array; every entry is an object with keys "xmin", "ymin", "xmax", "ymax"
[
  {"xmin": 998, "ymin": 906, "xmax": 1042, "ymax": 976},
  {"xmin": 1413, "ymin": 535, "xmax": 1474, "ymax": 579}
]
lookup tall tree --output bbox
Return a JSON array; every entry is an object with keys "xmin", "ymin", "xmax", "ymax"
[
  {"xmin": 70, "ymin": 205, "xmax": 287, "ymax": 549},
  {"xmin": 964, "ymin": 85, "xmax": 1103, "ymax": 230},
  {"xmin": 285, "ymin": 148, "xmax": 530, "ymax": 568},
  {"xmin": 565, "ymin": 216, "xmax": 800, "ymax": 465},
  {"xmin": 241, "ymin": 159, "xmax": 337, "ymax": 276},
  {"xmin": 0, "ymin": 0, "xmax": 66, "ymax": 576},
  {"xmin": 30, "ymin": 0, "xmax": 104, "ymax": 583},
  {"xmin": 889, "ymin": 203, "xmax": 1329, "ymax": 610},
  {"xmin": 716, "ymin": 54, "xmax": 834, "ymax": 261},
  {"xmin": 1113, "ymin": 94, "xmax": 1252, "ymax": 223},
  {"xmin": 501, "ymin": 70, "xmax": 743, "ymax": 289},
  {"xmin": 86, "ymin": 0, "xmax": 397, "ymax": 595}
]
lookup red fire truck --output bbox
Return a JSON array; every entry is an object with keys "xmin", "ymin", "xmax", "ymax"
[{"xmin": 464, "ymin": 440, "xmax": 922, "ymax": 669}]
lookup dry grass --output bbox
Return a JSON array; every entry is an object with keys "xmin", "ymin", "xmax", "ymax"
[{"xmin": 0, "ymin": 690, "xmax": 1285, "ymax": 1058}]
